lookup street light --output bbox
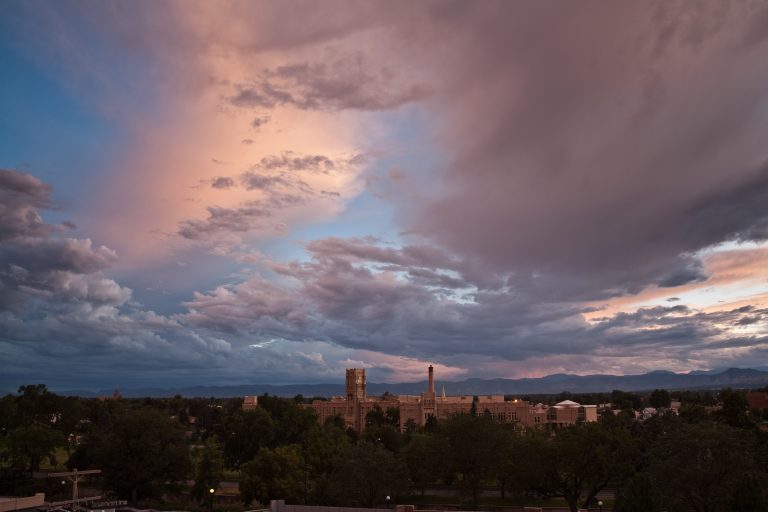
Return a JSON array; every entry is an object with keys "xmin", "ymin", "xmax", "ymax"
[
  {"xmin": 385, "ymin": 496, "xmax": 391, "ymax": 509},
  {"xmin": 598, "ymin": 500, "xmax": 603, "ymax": 512},
  {"xmin": 209, "ymin": 488, "xmax": 215, "ymax": 512}
]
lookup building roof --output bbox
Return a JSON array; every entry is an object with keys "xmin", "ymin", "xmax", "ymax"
[{"xmin": 555, "ymin": 400, "xmax": 580, "ymax": 407}]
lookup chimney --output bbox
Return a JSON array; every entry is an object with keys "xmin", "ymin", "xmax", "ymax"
[{"xmin": 428, "ymin": 365, "xmax": 435, "ymax": 397}]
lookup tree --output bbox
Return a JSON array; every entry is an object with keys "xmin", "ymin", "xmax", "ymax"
[
  {"xmin": 303, "ymin": 417, "xmax": 353, "ymax": 504},
  {"xmin": 648, "ymin": 389, "xmax": 671, "ymax": 409},
  {"xmin": 530, "ymin": 422, "xmax": 637, "ymax": 512},
  {"xmin": 218, "ymin": 408, "xmax": 274, "ymax": 469},
  {"xmin": 305, "ymin": 417, "xmax": 352, "ymax": 475},
  {"xmin": 16, "ymin": 385, "xmax": 58, "ymax": 424},
  {"xmin": 614, "ymin": 472, "xmax": 663, "ymax": 512},
  {"xmin": 365, "ymin": 406, "xmax": 388, "ymax": 428},
  {"xmin": 0, "ymin": 395, "xmax": 19, "ymax": 432},
  {"xmin": 649, "ymin": 422, "xmax": 765, "ymax": 512},
  {"xmin": 402, "ymin": 433, "xmax": 449, "ymax": 496},
  {"xmin": 328, "ymin": 442, "xmax": 409, "ymax": 507},
  {"xmin": 191, "ymin": 438, "xmax": 225, "ymax": 503},
  {"xmin": 679, "ymin": 403, "xmax": 710, "ymax": 423},
  {"xmin": 3, "ymin": 423, "xmax": 65, "ymax": 473},
  {"xmin": 728, "ymin": 473, "xmax": 768, "ymax": 512},
  {"xmin": 71, "ymin": 407, "xmax": 191, "ymax": 503},
  {"xmin": 495, "ymin": 429, "xmax": 521, "ymax": 499},
  {"xmin": 256, "ymin": 394, "xmax": 319, "ymax": 446},
  {"xmin": 442, "ymin": 414, "xmax": 502, "ymax": 507},
  {"xmin": 362, "ymin": 405, "xmax": 403, "ymax": 452},
  {"xmin": 240, "ymin": 445, "xmax": 304, "ymax": 505},
  {"xmin": 716, "ymin": 388, "xmax": 752, "ymax": 428},
  {"xmin": 611, "ymin": 390, "xmax": 641, "ymax": 412}
]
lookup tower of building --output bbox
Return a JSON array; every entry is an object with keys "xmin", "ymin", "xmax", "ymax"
[
  {"xmin": 427, "ymin": 365, "xmax": 436, "ymax": 401},
  {"xmin": 345, "ymin": 368, "xmax": 366, "ymax": 430},
  {"xmin": 345, "ymin": 368, "xmax": 366, "ymax": 401},
  {"xmin": 423, "ymin": 365, "xmax": 436, "ymax": 421}
]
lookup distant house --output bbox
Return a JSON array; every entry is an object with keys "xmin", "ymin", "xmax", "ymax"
[
  {"xmin": 546, "ymin": 399, "xmax": 598, "ymax": 426},
  {"xmin": 747, "ymin": 391, "xmax": 768, "ymax": 410},
  {"xmin": 242, "ymin": 395, "xmax": 259, "ymax": 411}
]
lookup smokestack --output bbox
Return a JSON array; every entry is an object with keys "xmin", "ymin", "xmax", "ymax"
[{"xmin": 428, "ymin": 365, "xmax": 435, "ymax": 397}]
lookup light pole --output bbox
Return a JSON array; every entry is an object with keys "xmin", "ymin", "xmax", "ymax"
[
  {"xmin": 209, "ymin": 488, "xmax": 215, "ymax": 512},
  {"xmin": 385, "ymin": 496, "xmax": 391, "ymax": 509},
  {"xmin": 598, "ymin": 500, "xmax": 603, "ymax": 512}
]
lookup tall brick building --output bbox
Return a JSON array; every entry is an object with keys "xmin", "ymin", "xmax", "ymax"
[{"xmin": 307, "ymin": 366, "xmax": 597, "ymax": 431}]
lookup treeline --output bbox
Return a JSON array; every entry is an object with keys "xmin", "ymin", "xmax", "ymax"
[{"xmin": 1, "ymin": 385, "xmax": 767, "ymax": 512}]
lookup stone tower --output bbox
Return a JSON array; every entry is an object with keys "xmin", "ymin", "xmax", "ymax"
[
  {"xmin": 346, "ymin": 368, "xmax": 366, "ymax": 401},
  {"xmin": 423, "ymin": 365, "xmax": 436, "ymax": 422},
  {"xmin": 345, "ymin": 368, "xmax": 366, "ymax": 430},
  {"xmin": 428, "ymin": 365, "xmax": 435, "ymax": 400}
]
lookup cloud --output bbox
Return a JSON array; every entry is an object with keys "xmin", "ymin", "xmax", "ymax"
[
  {"xmin": 254, "ymin": 151, "xmax": 355, "ymax": 173},
  {"xmin": 251, "ymin": 116, "xmax": 270, "ymax": 129},
  {"xmin": 178, "ymin": 152, "xmax": 365, "ymax": 244},
  {"xmin": 2, "ymin": 170, "xmax": 767, "ymax": 390},
  {"xmin": 184, "ymin": 235, "xmax": 768, "ymax": 375},
  {"xmin": 394, "ymin": 1, "xmax": 768, "ymax": 300},
  {"xmin": 211, "ymin": 176, "xmax": 236, "ymax": 189},
  {"xmin": 0, "ymin": 171, "xmax": 344, "ymax": 389},
  {"xmin": 0, "ymin": 170, "xmax": 125, "ymax": 311},
  {"xmin": 177, "ymin": 203, "xmax": 273, "ymax": 240},
  {"xmin": 5, "ymin": 2, "xmax": 768, "ymax": 389},
  {"xmin": 0, "ymin": 169, "xmax": 54, "ymax": 241},
  {"xmin": 229, "ymin": 55, "xmax": 431, "ymax": 112}
]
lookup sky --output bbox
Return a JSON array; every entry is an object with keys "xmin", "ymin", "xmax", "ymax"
[{"xmin": 2, "ymin": 0, "xmax": 768, "ymax": 392}]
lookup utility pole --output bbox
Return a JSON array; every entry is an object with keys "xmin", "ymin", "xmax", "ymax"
[{"xmin": 49, "ymin": 469, "xmax": 101, "ymax": 512}]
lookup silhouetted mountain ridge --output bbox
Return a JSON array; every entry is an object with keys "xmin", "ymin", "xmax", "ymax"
[{"xmin": 44, "ymin": 367, "xmax": 768, "ymax": 398}]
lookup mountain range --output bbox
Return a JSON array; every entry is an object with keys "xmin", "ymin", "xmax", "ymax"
[{"xmin": 46, "ymin": 367, "xmax": 768, "ymax": 398}]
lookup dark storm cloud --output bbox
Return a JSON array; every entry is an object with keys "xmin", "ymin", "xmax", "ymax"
[
  {"xmin": 186, "ymin": 236, "xmax": 768, "ymax": 367},
  {"xmin": 229, "ymin": 56, "xmax": 430, "ymax": 112},
  {"xmin": 657, "ymin": 257, "xmax": 708, "ymax": 288},
  {"xmin": 396, "ymin": 1, "xmax": 768, "ymax": 299}
]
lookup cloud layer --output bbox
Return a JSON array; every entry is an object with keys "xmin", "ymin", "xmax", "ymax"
[{"xmin": 2, "ymin": 1, "xmax": 768, "ymax": 390}]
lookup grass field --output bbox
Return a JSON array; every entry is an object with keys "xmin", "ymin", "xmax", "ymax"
[{"xmin": 39, "ymin": 446, "xmax": 70, "ymax": 471}]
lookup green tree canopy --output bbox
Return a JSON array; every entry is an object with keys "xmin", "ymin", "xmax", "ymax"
[
  {"xmin": 191, "ymin": 438, "xmax": 225, "ymax": 503},
  {"xmin": 441, "ymin": 414, "xmax": 503, "ymax": 507},
  {"xmin": 648, "ymin": 389, "xmax": 671, "ymax": 409},
  {"xmin": 402, "ymin": 432, "xmax": 450, "ymax": 496},
  {"xmin": 328, "ymin": 442, "xmax": 409, "ymax": 507},
  {"xmin": 240, "ymin": 444, "xmax": 305, "ymax": 506},
  {"xmin": 649, "ymin": 422, "xmax": 766, "ymax": 512},
  {"xmin": 218, "ymin": 408, "xmax": 274, "ymax": 469},
  {"xmin": 528, "ymin": 422, "xmax": 637, "ymax": 512},
  {"xmin": 2, "ymin": 423, "xmax": 65, "ymax": 473},
  {"xmin": 70, "ymin": 406, "xmax": 191, "ymax": 503}
]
